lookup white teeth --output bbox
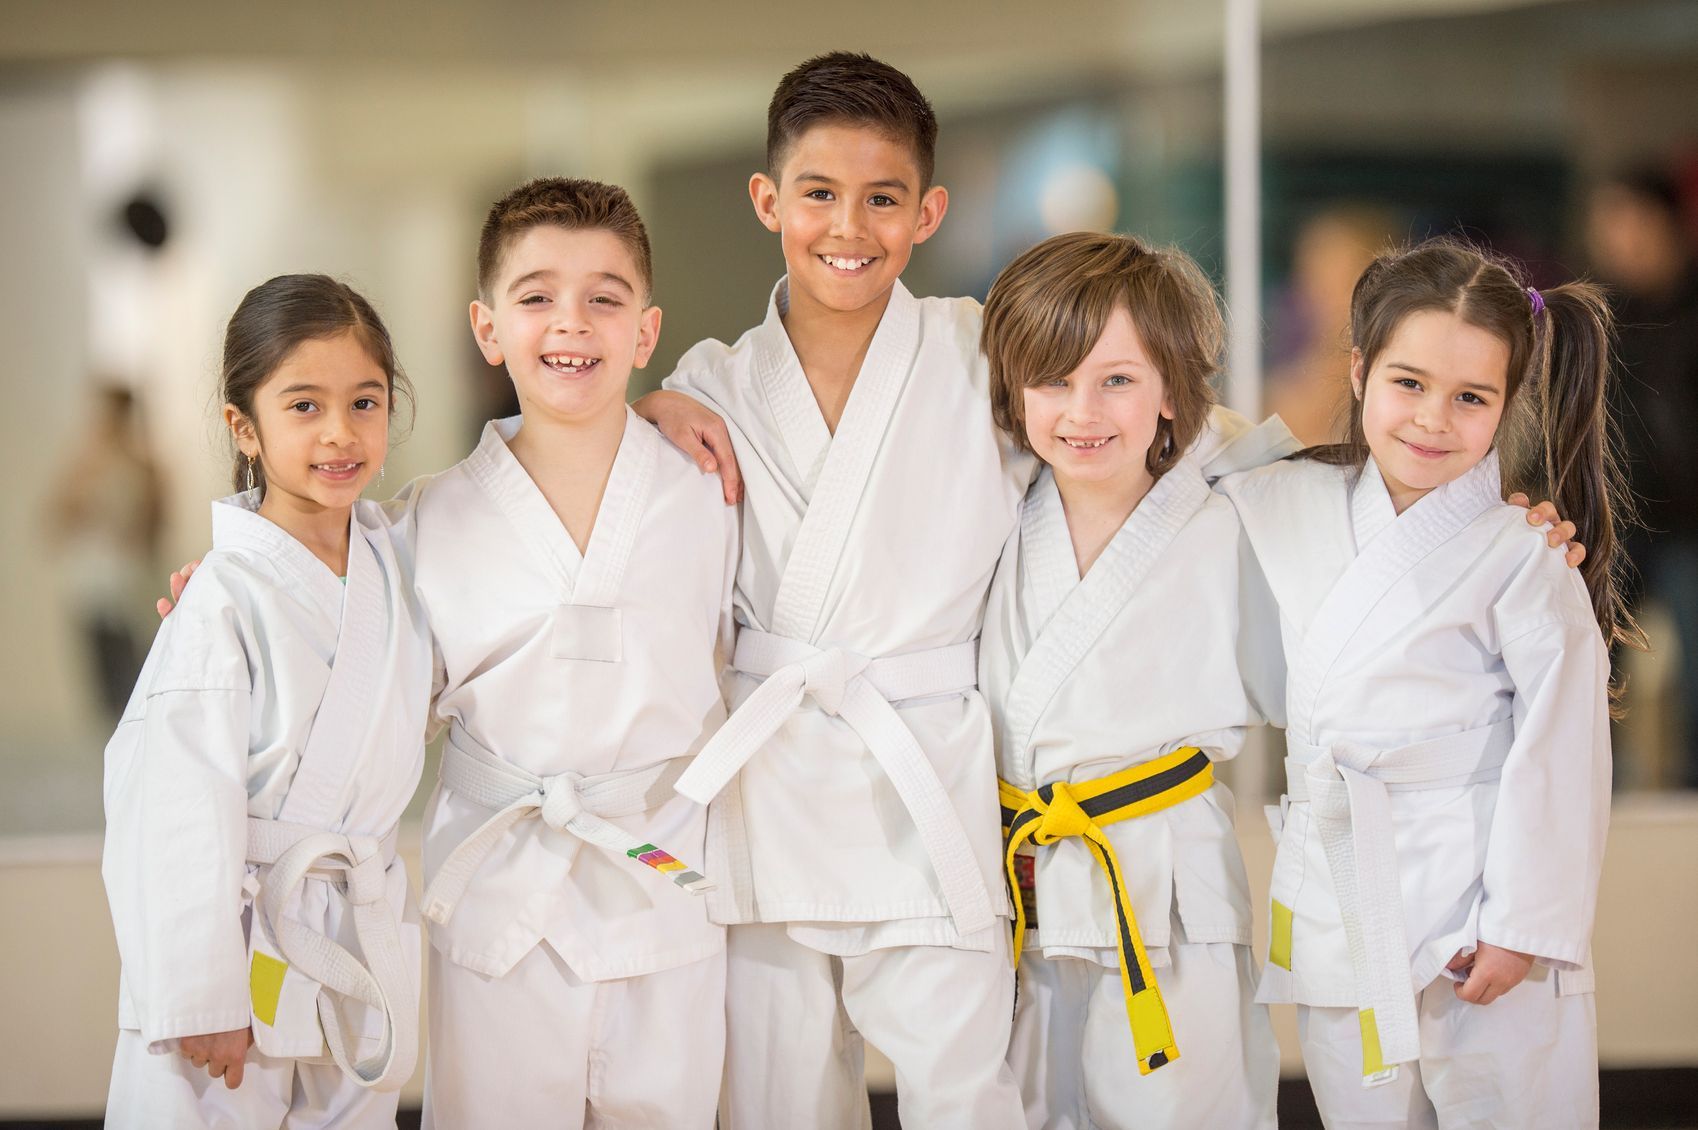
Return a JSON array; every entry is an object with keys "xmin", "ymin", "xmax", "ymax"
[
  {"xmin": 1061, "ymin": 437, "xmax": 1109, "ymax": 448},
  {"xmin": 823, "ymin": 256, "xmax": 873, "ymax": 270}
]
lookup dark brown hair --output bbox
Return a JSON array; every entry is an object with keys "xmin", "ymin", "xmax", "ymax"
[
  {"xmin": 983, "ymin": 230, "xmax": 1222, "ymax": 480},
  {"xmin": 222, "ymin": 274, "xmax": 409, "ymax": 496},
  {"xmin": 476, "ymin": 177, "xmax": 653, "ymax": 303},
  {"xmin": 1301, "ymin": 237, "xmax": 1642, "ymax": 698},
  {"xmin": 767, "ymin": 52, "xmax": 938, "ymax": 188}
]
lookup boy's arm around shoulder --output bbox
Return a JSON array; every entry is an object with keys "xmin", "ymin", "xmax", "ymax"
[
  {"xmin": 636, "ymin": 349, "xmax": 742, "ymax": 504},
  {"xmin": 105, "ymin": 562, "xmax": 256, "ymax": 1048},
  {"xmin": 1478, "ymin": 530, "xmax": 1611, "ymax": 970}
]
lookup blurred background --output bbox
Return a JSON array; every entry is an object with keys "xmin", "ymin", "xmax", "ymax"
[{"xmin": 2, "ymin": 0, "xmax": 1695, "ymax": 1123}]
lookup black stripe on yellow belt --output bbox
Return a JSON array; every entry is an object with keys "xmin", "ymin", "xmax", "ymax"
[{"xmin": 999, "ymin": 746, "xmax": 1213, "ymax": 1075}]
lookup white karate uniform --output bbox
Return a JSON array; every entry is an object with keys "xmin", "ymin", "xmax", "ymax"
[
  {"xmin": 664, "ymin": 279, "xmax": 1032, "ymax": 1129},
  {"xmin": 104, "ymin": 493, "xmax": 431, "ymax": 1130},
  {"xmin": 1221, "ymin": 452, "xmax": 1610, "ymax": 1129},
  {"xmin": 407, "ymin": 411, "xmax": 737, "ymax": 1130},
  {"xmin": 981, "ymin": 428, "xmax": 1292, "ymax": 1130}
]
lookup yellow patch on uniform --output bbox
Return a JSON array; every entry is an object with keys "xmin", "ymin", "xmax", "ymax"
[
  {"xmin": 1269, "ymin": 900, "xmax": 1293, "ymax": 970},
  {"xmin": 249, "ymin": 950, "xmax": 288, "ymax": 1028},
  {"xmin": 1358, "ymin": 1008, "xmax": 1386, "ymax": 1076}
]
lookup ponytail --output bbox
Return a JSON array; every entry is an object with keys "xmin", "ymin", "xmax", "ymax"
[{"xmin": 1526, "ymin": 284, "xmax": 1645, "ymax": 707}]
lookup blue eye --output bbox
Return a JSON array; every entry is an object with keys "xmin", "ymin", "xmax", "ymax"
[{"xmin": 1105, "ymin": 374, "xmax": 1132, "ymax": 387}]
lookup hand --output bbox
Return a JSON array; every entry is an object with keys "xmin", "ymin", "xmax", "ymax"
[
  {"xmin": 155, "ymin": 559, "xmax": 201, "ymax": 619},
  {"xmin": 179, "ymin": 1026, "xmax": 253, "ymax": 1089},
  {"xmin": 632, "ymin": 391, "xmax": 743, "ymax": 505},
  {"xmin": 1506, "ymin": 493, "xmax": 1585, "ymax": 569},
  {"xmin": 1448, "ymin": 941, "xmax": 1535, "ymax": 1005}
]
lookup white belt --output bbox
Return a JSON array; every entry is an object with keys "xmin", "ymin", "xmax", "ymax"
[
  {"xmin": 673, "ymin": 629, "xmax": 995, "ymax": 937},
  {"xmin": 421, "ymin": 726, "xmax": 711, "ymax": 928},
  {"xmin": 245, "ymin": 818, "xmax": 414, "ymax": 1091},
  {"xmin": 1285, "ymin": 719, "xmax": 1514, "ymax": 1079}
]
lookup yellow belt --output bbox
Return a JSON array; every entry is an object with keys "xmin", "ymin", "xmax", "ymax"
[{"xmin": 999, "ymin": 746, "xmax": 1214, "ymax": 1075}]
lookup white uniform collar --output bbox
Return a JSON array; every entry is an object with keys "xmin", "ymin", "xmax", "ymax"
[
  {"xmin": 211, "ymin": 490, "xmax": 352, "ymax": 618},
  {"xmin": 1352, "ymin": 449, "xmax": 1502, "ymax": 555}
]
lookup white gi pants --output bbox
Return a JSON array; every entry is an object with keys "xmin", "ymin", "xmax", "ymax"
[
  {"xmin": 1007, "ymin": 941, "xmax": 1278, "ymax": 1130},
  {"xmin": 720, "ymin": 923, "xmax": 1025, "ymax": 1130},
  {"xmin": 1298, "ymin": 967, "xmax": 1598, "ymax": 1129},
  {"xmin": 422, "ymin": 943, "xmax": 725, "ymax": 1130},
  {"xmin": 107, "ymin": 1029, "xmax": 397, "ymax": 1130}
]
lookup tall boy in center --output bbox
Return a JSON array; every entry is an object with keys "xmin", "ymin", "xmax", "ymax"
[{"xmin": 640, "ymin": 53, "xmax": 1031, "ymax": 1128}]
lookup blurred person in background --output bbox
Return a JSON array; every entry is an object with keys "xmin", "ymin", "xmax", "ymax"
[
  {"xmin": 45, "ymin": 384, "xmax": 166, "ymax": 723},
  {"xmin": 1266, "ymin": 205, "xmax": 1401, "ymax": 446},
  {"xmin": 1587, "ymin": 167, "xmax": 1698, "ymax": 789}
]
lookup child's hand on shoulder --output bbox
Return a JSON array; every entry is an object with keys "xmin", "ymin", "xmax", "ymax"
[
  {"xmin": 155, "ymin": 559, "xmax": 200, "ymax": 619},
  {"xmin": 1447, "ymin": 942, "xmax": 1535, "ymax": 1005},
  {"xmin": 632, "ymin": 390, "xmax": 743, "ymax": 505},
  {"xmin": 179, "ymin": 1026, "xmax": 253, "ymax": 1088},
  {"xmin": 1506, "ymin": 493, "xmax": 1585, "ymax": 568}
]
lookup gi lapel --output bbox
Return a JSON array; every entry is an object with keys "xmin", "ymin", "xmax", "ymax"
[
  {"xmin": 1285, "ymin": 453, "xmax": 1503, "ymax": 734},
  {"xmin": 754, "ymin": 279, "xmax": 833, "ymax": 491},
  {"xmin": 466, "ymin": 416, "xmax": 585, "ymax": 595},
  {"xmin": 1000, "ymin": 460, "xmax": 1213, "ymax": 782},
  {"xmin": 569, "ymin": 409, "xmax": 658, "ymax": 609},
  {"xmin": 768, "ymin": 281, "xmax": 922, "ymax": 643},
  {"xmin": 277, "ymin": 510, "xmax": 389, "ymax": 827}
]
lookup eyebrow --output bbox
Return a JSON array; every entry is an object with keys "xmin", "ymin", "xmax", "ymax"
[
  {"xmin": 506, "ymin": 268, "xmax": 636, "ymax": 296},
  {"xmin": 1386, "ymin": 361, "xmax": 1502, "ymax": 395},
  {"xmin": 274, "ymin": 380, "xmax": 387, "ymax": 396},
  {"xmin": 794, "ymin": 172, "xmax": 912, "ymax": 193}
]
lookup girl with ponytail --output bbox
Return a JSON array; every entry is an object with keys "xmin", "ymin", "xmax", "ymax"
[{"xmin": 1220, "ymin": 238, "xmax": 1632, "ymax": 1128}]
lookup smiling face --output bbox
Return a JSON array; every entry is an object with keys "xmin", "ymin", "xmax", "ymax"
[
  {"xmin": 470, "ymin": 224, "xmax": 661, "ymax": 428},
  {"xmin": 1352, "ymin": 307, "xmax": 1510, "ymax": 512},
  {"xmin": 750, "ymin": 123, "xmax": 947, "ymax": 322},
  {"xmin": 1021, "ymin": 305, "xmax": 1174, "ymax": 495},
  {"xmin": 227, "ymin": 329, "xmax": 390, "ymax": 514}
]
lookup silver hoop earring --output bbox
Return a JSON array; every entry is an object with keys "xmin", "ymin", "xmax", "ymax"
[{"xmin": 245, "ymin": 455, "xmax": 257, "ymax": 492}]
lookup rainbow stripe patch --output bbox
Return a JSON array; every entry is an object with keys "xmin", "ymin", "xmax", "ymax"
[{"xmin": 627, "ymin": 842, "xmax": 713, "ymax": 893}]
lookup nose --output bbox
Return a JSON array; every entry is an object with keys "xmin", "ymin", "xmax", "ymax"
[
  {"xmin": 829, "ymin": 198, "xmax": 868, "ymax": 241},
  {"xmin": 320, "ymin": 405, "xmax": 358, "ymax": 446},
  {"xmin": 1411, "ymin": 391, "xmax": 1451, "ymax": 433},
  {"xmin": 1061, "ymin": 381, "xmax": 1102, "ymax": 423},
  {"xmin": 550, "ymin": 300, "xmax": 592, "ymax": 336}
]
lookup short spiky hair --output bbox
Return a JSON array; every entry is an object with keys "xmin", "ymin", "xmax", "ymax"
[
  {"xmin": 476, "ymin": 177, "xmax": 654, "ymax": 302},
  {"xmin": 767, "ymin": 52, "xmax": 939, "ymax": 188}
]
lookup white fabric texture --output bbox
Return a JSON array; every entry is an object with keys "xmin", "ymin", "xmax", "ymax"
[
  {"xmin": 422, "ymin": 944, "xmax": 726, "ymax": 1130},
  {"xmin": 1297, "ymin": 968, "xmax": 1598, "ymax": 1129},
  {"xmin": 403, "ymin": 410, "xmax": 738, "ymax": 983},
  {"xmin": 103, "ymin": 493, "xmax": 430, "ymax": 1117},
  {"xmin": 665, "ymin": 279, "xmax": 1034, "ymax": 945},
  {"xmin": 1220, "ymin": 452, "xmax": 1611, "ymax": 1076},
  {"xmin": 1007, "ymin": 941, "xmax": 1278, "ymax": 1130},
  {"xmin": 720, "ymin": 922, "xmax": 1024, "ymax": 1130}
]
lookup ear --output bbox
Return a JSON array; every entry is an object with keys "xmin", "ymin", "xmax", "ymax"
[
  {"xmin": 223, "ymin": 403, "xmax": 259, "ymax": 457},
  {"xmin": 1159, "ymin": 383, "xmax": 1176, "ymax": 422},
  {"xmin": 632, "ymin": 304, "xmax": 664, "ymax": 370},
  {"xmin": 749, "ymin": 172, "xmax": 782, "ymax": 234},
  {"xmin": 1349, "ymin": 348, "xmax": 1366, "ymax": 400},
  {"xmin": 470, "ymin": 299, "xmax": 504, "ymax": 366},
  {"xmin": 910, "ymin": 185, "xmax": 949, "ymax": 246}
]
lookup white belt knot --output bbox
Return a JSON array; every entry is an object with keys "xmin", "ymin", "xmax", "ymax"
[
  {"xmin": 340, "ymin": 836, "xmax": 390, "ymax": 905},
  {"xmin": 798, "ymin": 647, "xmax": 870, "ymax": 716},
  {"xmin": 539, "ymin": 772, "xmax": 586, "ymax": 829}
]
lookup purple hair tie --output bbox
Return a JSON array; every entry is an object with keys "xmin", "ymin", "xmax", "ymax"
[{"xmin": 1527, "ymin": 286, "xmax": 1545, "ymax": 316}]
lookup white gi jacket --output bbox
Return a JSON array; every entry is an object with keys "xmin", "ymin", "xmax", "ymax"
[
  {"xmin": 665, "ymin": 279, "xmax": 1034, "ymax": 952},
  {"xmin": 1220, "ymin": 452, "xmax": 1609, "ymax": 1062},
  {"xmin": 408, "ymin": 411, "xmax": 738, "ymax": 981},
  {"xmin": 104, "ymin": 493, "xmax": 430, "ymax": 1056},
  {"xmin": 981, "ymin": 447, "xmax": 1280, "ymax": 968}
]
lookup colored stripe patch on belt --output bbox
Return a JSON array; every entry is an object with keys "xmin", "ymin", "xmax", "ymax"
[{"xmin": 627, "ymin": 842, "xmax": 713, "ymax": 893}]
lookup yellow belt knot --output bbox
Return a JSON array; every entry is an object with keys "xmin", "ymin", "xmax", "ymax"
[
  {"xmin": 1030, "ymin": 783, "xmax": 1092, "ymax": 844},
  {"xmin": 998, "ymin": 746, "xmax": 1213, "ymax": 1076}
]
